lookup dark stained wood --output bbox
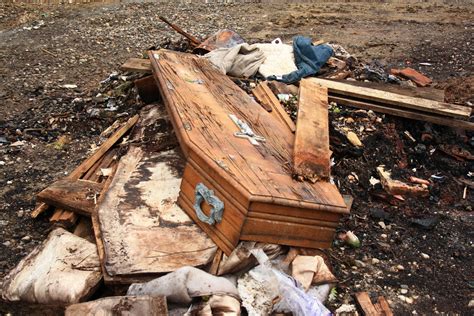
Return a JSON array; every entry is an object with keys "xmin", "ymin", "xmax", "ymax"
[
  {"xmin": 311, "ymin": 78, "xmax": 471, "ymax": 119},
  {"xmin": 135, "ymin": 75, "xmax": 161, "ymax": 104},
  {"xmin": 330, "ymin": 96, "xmax": 474, "ymax": 131},
  {"xmin": 120, "ymin": 58, "xmax": 152, "ymax": 74},
  {"xmin": 37, "ymin": 179, "xmax": 103, "ymax": 216},
  {"xmin": 293, "ymin": 79, "xmax": 331, "ymax": 181},
  {"xmin": 149, "ymin": 50, "xmax": 348, "ymax": 254},
  {"xmin": 252, "ymin": 81, "xmax": 296, "ymax": 132}
]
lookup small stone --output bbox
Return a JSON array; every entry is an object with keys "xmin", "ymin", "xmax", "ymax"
[
  {"xmin": 468, "ymin": 300, "xmax": 474, "ymax": 307},
  {"xmin": 7, "ymin": 180, "xmax": 12, "ymax": 184},
  {"xmin": 372, "ymin": 258, "xmax": 380, "ymax": 264},
  {"xmin": 2, "ymin": 241, "xmax": 11, "ymax": 247},
  {"xmin": 398, "ymin": 295, "xmax": 407, "ymax": 302},
  {"xmin": 401, "ymin": 289, "xmax": 408, "ymax": 294},
  {"xmin": 406, "ymin": 297, "xmax": 414, "ymax": 304},
  {"xmin": 345, "ymin": 117, "xmax": 354, "ymax": 124},
  {"xmin": 397, "ymin": 264, "xmax": 405, "ymax": 271},
  {"xmin": 378, "ymin": 221, "xmax": 386, "ymax": 229},
  {"xmin": 354, "ymin": 260, "xmax": 366, "ymax": 268},
  {"xmin": 17, "ymin": 210, "xmax": 24, "ymax": 218},
  {"xmin": 0, "ymin": 161, "xmax": 5, "ymax": 165},
  {"xmin": 21, "ymin": 235, "xmax": 31, "ymax": 242},
  {"xmin": 421, "ymin": 253, "xmax": 430, "ymax": 259},
  {"xmin": 381, "ymin": 233, "xmax": 388, "ymax": 239},
  {"xmin": 401, "ymin": 284, "xmax": 409, "ymax": 289}
]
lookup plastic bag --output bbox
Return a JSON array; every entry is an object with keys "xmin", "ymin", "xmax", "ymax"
[{"xmin": 250, "ymin": 249, "xmax": 331, "ymax": 316}]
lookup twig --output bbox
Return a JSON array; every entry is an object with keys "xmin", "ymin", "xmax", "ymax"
[{"xmin": 41, "ymin": 47, "xmax": 57, "ymax": 57}]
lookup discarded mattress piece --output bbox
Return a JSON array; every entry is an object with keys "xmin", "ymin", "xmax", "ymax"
[
  {"xmin": 1, "ymin": 228, "xmax": 101, "ymax": 305},
  {"xmin": 65, "ymin": 296, "xmax": 168, "ymax": 316},
  {"xmin": 204, "ymin": 43, "xmax": 266, "ymax": 77},
  {"xmin": 95, "ymin": 105, "xmax": 216, "ymax": 281},
  {"xmin": 149, "ymin": 49, "xmax": 349, "ymax": 255},
  {"xmin": 127, "ymin": 266, "xmax": 240, "ymax": 304},
  {"xmin": 269, "ymin": 36, "xmax": 333, "ymax": 83}
]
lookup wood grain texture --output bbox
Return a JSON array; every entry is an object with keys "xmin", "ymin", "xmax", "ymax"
[
  {"xmin": 120, "ymin": 58, "xmax": 152, "ymax": 73},
  {"xmin": 252, "ymin": 81, "xmax": 296, "ymax": 132},
  {"xmin": 310, "ymin": 78, "xmax": 471, "ymax": 119},
  {"xmin": 96, "ymin": 105, "xmax": 216, "ymax": 278},
  {"xmin": 330, "ymin": 96, "xmax": 474, "ymax": 131},
  {"xmin": 355, "ymin": 292, "xmax": 379, "ymax": 316},
  {"xmin": 149, "ymin": 50, "xmax": 347, "ymax": 253},
  {"xmin": 293, "ymin": 79, "xmax": 331, "ymax": 181},
  {"xmin": 37, "ymin": 179, "xmax": 103, "ymax": 216}
]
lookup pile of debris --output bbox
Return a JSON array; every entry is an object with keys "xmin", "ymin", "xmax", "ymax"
[{"xmin": 1, "ymin": 17, "xmax": 472, "ymax": 315}]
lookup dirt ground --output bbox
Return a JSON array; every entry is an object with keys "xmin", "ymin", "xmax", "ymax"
[{"xmin": 0, "ymin": 1, "xmax": 473, "ymax": 315}]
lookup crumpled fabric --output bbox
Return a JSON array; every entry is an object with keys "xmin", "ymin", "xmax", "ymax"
[
  {"xmin": 253, "ymin": 43, "xmax": 298, "ymax": 78},
  {"xmin": 127, "ymin": 266, "xmax": 239, "ymax": 304},
  {"xmin": 291, "ymin": 255, "xmax": 337, "ymax": 291},
  {"xmin": 269, "ymin": 36, "xmax": 333, "ymax": 83},
  {"xmin": 204, "ymin": 43, "xmax": 266, "ymax": 78}
]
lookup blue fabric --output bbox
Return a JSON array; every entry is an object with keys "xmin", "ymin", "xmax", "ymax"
[{"xmin": 269, "ymin": 36, "xmax": 333, "ymax": 83}]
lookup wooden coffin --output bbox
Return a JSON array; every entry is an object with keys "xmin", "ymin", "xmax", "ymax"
[{"xmin": 149, "ymin": 50, "xmax": 349, "ymax": 255}]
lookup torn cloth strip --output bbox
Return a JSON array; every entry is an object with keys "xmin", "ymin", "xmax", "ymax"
[{"xmin": 269, "ymin": 36, "xmax": 333, "ymax": 83}]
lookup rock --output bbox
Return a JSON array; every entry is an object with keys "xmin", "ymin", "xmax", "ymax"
[
  {"xmin": 381, "ymin": 233, "xmax": 388, "ymax": 239},
  {"xmin": 21, "ymin": 235, "xmax": 31, "ymax": 242},
  {"xmin": 421, "ymin": 253, "xmax": 430, "ymax": 259},
  {"xmin": 401, "ymin": 289, "xmax": 408, "ymax": 294},
  {"xmin": 411, "ymin": 217, "xmax": 439, "ymax": 230},
  {"xmin": 346, "ymin": 131, "xmax": 363, "ymax": 147},
  {"xmin": 335, "ymin": 304, "xmax": 357, "ymax": 314},
  {"xmin": 17, "ymin": 210, "xmax": 24, "ymax": 218},
  {"xmin": 406, "ymin": 297, "xmax": 414, "ymax": 304},
  {"xmin": 3, "ymin": 241, "xmax": 12, "ymax": 247},
  {"xmin": 10, "ymin": 141, "xmax": 25, "ymax": 147},
  {"xmin": 468, "ymin": 299, "xmax": 474, "ymax": 308},
  {"xmin": 400, "ymin": 284, "xmax": 409, "ymax": 289},
  {"xmin": 354, "ymin": 260, "xmax": 366, "ymax": 268},
  {"xmin": 378, "ymin": 221, "xmax": 386, "ymax": 229},
  {"xmin": 371, "ymin": 258, "xmax": 380, "ymax": 264},
  {"xmin": 396, "ymin": 264, "xmax": 405, "ymax": 271}
]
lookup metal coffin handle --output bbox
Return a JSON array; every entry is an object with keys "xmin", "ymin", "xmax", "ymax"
[{"xmin": 193, "ymin": 182, "xmax": 224, "ymax": 225}]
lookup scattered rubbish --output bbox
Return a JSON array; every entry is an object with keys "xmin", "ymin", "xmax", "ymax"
[
  {"xmin": 390, "ymin": 67, "xmax": 432, "ymax": 87},
  {"xmin": 377, "ymin": 166, "xmax": 429, "ymax": 197},
  {"xmin": 1, "ymin": 228, "xmax": 101, "ymax": 304},
  {"xmin": 339, "ymin": 231, "xmax": 361, "ymax": 248},
  {"xmin": 291, "ymin": 255, "xmax": 337, "ymax": 291},
  {"xmin": 254, "ymin": 41, "xmax": 297, "ymax": 78},
  {"xmin": 127, "ymin": 266, "xmax": 239, "ymax": 304},
  {"xmin": 194, "ymin": 29, "xmax": 245, "ymax": 55}
]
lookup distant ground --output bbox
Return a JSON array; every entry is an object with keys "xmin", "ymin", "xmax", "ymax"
[{"xmin": 0, "ymin": 1, "xmax": 473, "ymax": 314}]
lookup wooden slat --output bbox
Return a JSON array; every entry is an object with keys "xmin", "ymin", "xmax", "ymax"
[
  {"xmin": 120, "ymin": 58, "xmax": 151, "ymax": 73},
  {"xmin": 65, "ymin": 296, "xmax": 167, "ymax": 316},
  {"xmin": 355, "ymin": 292, "xmax": 378, "ymax": 316},
  {"xmin": 310, "ymin": 78, "xmax": 471, "ymax": 119},
  {"xmin": 331, "ymin": 96, "xmax": 474, "ymax": 131},
  {"xmin": 208, "ymin": 249, "xmax": 223, "ymax": 275},
  {"xmin": 293, "ymin": 79, "xmax": 331, "ymax": 181},
  {"xmin": 252, "ymin": 81, "xmax": 296, "ymax": 132},
  {"xmin": 37, "ymin": 179, "xmax": 103, "ymax": 216}
]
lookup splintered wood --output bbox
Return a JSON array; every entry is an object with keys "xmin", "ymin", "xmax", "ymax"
[
  {"xmin": 293, "ymin": 79, "xmax": 331, "ymax": 182},
  {"xmin": 95, "ymin": 106, "xmax": 216, "ymax": 282}
]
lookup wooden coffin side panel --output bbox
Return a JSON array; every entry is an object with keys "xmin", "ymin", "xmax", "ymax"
[{"xmin": 179, "ymin": 163, "xmax": 248, "ymax": 255}]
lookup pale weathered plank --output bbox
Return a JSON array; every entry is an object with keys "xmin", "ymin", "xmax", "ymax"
[
  {"xmin": 293, "ymin": 79, "xmax": 331, "ymax": 181},
  {"xmin": 120, "ymin": 58, "xmax": 152, "ymax": 73},
  {"xmin": 310, "ymin": 78, "xmax": 471, "ymax": 119},
  {"xmin": 96, "ymin": 105, "xmax": 216, "ymax": 279},
  {"xmin": 65, "ymin": 296, "xmax": 167, "ymax": 316}
]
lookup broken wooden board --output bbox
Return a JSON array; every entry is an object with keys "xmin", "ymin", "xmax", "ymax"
[
  {"xmin": 252, "ymin": 81, "xmax": 296, "ymax": 133},
  {"xmin": 355, "ymin": 292, "xmax": 393, "ymax": 316},
  {"xmin": 391, "ymin": 67, "xmax": 432, "ymax": 87},
  {"xmin": 149, "ymin": 50, "xmax": 348, "ymax": 255},
  {"xmin": 96, "ymin": 105, "xmax": 216, "ymax": 282},
  {"xmin": 377, "ymin": 166, "xmax": 429, "ymax": 197},
  {"xmin": 310, "ymin": 78, "xmax": 471, "ymax": 119},
  {"xmin": 37, "ymin": 179, "xmax": 103, "ymax": 216},
  {"xmin": 120, "ymin": 58, "xmax": 152, "ymax": 73},
  {"xmin": 329, "ymin": 95, "xmax": 474, "ymax": 131},
  {"xmin": 65, "ymin": 296, "xmax": 167, "ymax": 316},
  {"xmin": 1, "ymin": 228, "xmax": 101, "ymax": 304},
  {"xmin": 293, "ymin": 79, "xmax": 331, "ymax": 181}
]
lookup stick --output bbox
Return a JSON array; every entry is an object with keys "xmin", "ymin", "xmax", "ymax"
[{"xmin": 159, "ymin": 16, "xmax": 201, "ymax": 46}]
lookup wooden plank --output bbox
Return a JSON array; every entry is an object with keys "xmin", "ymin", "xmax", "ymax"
[
  {"xmin": 330, "ymin": 96, "xmax": 474, "ymax": 131},
  {"xmin": 355, "ymin": 292, "xmax": 378, "ymax": 316},
  {"xmin": 310, "ymin": 78, "xmax": 471, "ymax": 119},
  {"xmin": 66, "ymin": 296, "xmax": 167, "ymax": 316},
  {"xmin": 37, "ymin": 179, "xmax": 103, "ymax": 216},
  {"xmin": 95, "ymin": 105, "xmax": 216, "ymax": 280},
  {"xmin": 375, "ymin": 296, "xmax": 393, "ymax": 316},
  {"xmin": 32, "ymin": 116, "xmax": 138, "ymax": 218},
  {"xmin": 209, "ymin": 249, "xmax": 223, "ymax": 275},
  {"xmin": 120, "ymin": 58, "xmax": 151, "ymax": 74},
  {"xmin": 391, "ymin": 67, "xmax": 432, "ymax": 87},
  {"xmin": 267, "ymin": 80, "xmax": 299, "ymax": 95},
  {"xmin": 333, "ymin": 79, "xmax": 444, "ymax": 102},
  {"xmin": 293, "ymin": 79, "xmax": 331, "ymax": 181},
  {"xmin": 252, "ymin": 81, "xmax": 296, "ymax": 132}
]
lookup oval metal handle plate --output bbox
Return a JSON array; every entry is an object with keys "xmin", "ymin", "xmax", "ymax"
[{"xmin": 193, "ymin": 182, "xmax": 224, "ymax": 225}]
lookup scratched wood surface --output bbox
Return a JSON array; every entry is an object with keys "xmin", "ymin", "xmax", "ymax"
[
  {"xmin": 149, "ymin": 50, "xmax": 347, "ymax": 211},
  {"xmin": 293, "ymin": 79, "xmax": 331, "ymax": 181},
  {"xmin": 96, "ymin": 105, "xmax": 216, "ymax": 277}
]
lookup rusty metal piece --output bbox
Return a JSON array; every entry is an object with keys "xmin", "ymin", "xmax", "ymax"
[
  {"xmin": 193, "ymin": 29, "xmax": 245, "ymax": 55},
  {"xmin": 159, "ymin": 16, "xmax": 201, "ymax": 46}
]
